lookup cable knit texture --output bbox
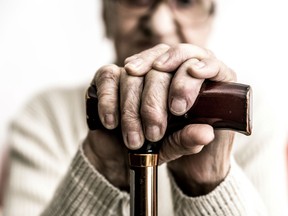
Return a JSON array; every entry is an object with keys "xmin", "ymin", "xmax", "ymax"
[
  {"xmin": 41, "ymin": 148, "xmax": 129, "ymax": 216},
  {"xmin": 170, "ymin": 159, "xmax": 267, "ymax": 216}
]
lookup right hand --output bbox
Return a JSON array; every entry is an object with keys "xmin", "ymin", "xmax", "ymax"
[
  {"xmin": 83, "ymin": 65, "xmax": 131, "ymax": 191},
  {"xmin": 83, "ymin": 62, "xmax": 172, "ymax": 191}
]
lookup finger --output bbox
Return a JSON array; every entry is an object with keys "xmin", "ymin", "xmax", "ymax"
[
  {"xmin": 124, "ymin": 43, "xmax": 170, "ymax": 76},
  {"xmin": 168, "ymin": 59, "xmax": 204, "ymax": 115},
  {"xmin": 93, "ymin": 64, "xmax": 121, "ymax": 129},
  {"xmin": 153, "ymin": 44, "xmax": 212, "ymax": 72},
  {"xmin": 159, "ymin": 124, "xmax": 214, "ymax": 164},
  {"xmin": 120, "ymin": 70, "xmax": 145, "ymax": 149},
  {"xmin": 140, "ymin": 69, "xmax": 172, "ymax": 142},
  {"xmin": 186, "ymin": 57, "xmax": 237, "ymax": 82}
]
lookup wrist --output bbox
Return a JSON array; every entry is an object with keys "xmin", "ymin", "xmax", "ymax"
[
  {"xmin": 82, "ymin": 136, "xmax": 130, "ymax": 192},
  {"xmin": 168, "ymin": 161, "xmax": 230, "ymax": 197},
  {"xmin": 170, "ymin": 171, "xmax": 225, "ymax": 196}
]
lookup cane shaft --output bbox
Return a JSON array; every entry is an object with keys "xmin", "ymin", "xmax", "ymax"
[{"xmin": 129, "ymin": 154, "xmax": 158, "ymax": 216}]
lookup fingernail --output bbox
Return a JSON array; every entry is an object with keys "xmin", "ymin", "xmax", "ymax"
[
  {"xmin": 171, "ymin": 98, "xmax": 187, "ymax": 115},
  {"xmin": 145, "ymin": 125, "xmax": 161, "ymax": 141},
  {"xmin": 104, "ymin": 114, "xmax": 115, "ymax": 129},
  {"xmin": 193, "ymin": 61, "xmax": 205, "ymax": 69},
  {"xmin": 127, "ymin": 132, "xmax": 142, "ymax": 149},
  {"xmin": 154, "ymin": 52, "xmax": 170, "ymax": 66}
]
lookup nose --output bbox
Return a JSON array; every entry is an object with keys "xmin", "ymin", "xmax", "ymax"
[
  {"xmin": 140, "ymin": 3, "xmax": 179, "ymax": 43},
  {"xmin": 150, "ymin": 3, "xmax": 176, "ymax": 35}
]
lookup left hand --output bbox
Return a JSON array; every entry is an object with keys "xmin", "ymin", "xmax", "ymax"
[{"xmin": 124, "ymin": 43, "xmax": 236, "ymax": 196}]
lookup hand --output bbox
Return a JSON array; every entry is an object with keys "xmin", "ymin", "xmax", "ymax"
[
  {"xmin": 83, "ymin": 43, "xmax": 237, "ymax": 196},
  {"xmin": 124, "ymin": 43, "xmax": 237, "ymax": 196},
  {"xmin": 83, "ymin": 62, "xmax": 172, "ymax": 190}
]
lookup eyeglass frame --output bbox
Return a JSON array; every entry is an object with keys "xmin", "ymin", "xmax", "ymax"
[{"xmin": 107, "ymin": 0, "xmax": 216, "ymax": 27}]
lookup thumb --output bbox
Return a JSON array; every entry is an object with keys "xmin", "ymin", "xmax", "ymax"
[{"xmin": 159, "ymin": 124, "xmax": 214, "ymax": 164}]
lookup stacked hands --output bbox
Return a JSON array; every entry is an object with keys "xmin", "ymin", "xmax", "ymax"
[{"xmin": 83, "ymin": 43, "xmax": 237, "ymax": 196}]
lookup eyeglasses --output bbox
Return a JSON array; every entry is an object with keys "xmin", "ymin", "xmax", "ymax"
[{"xmin": 113, "ymin": 0, "xmax": 214, "ymax": 26}]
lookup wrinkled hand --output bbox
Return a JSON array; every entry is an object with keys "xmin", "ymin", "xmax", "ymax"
[{"xmin": 83, "ymin": 43, "xmax": 237, "ymax": 196}]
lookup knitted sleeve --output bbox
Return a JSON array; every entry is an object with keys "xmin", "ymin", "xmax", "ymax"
[
  {"xmin": 3, "ymin": 86, "xmax": 287, "ymax": 216},
  {"xmin": 169, "ymin": 159, "xmax": 268, "ymax": 216},
  {"xmin": 2, "ymin": 87, "xmax": 130, "ymax": 216},
  {"xmin": 41, "ymin": 147, "xmax": 129, "ymax": 216},
  {"xmin": 2, "ymin": 87, "xmax": 88, "ymax": 215}
]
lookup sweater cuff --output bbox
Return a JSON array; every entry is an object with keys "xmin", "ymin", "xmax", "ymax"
[
  {"xmin": 41, "ymin": 147, "xmax": 129, "ymax": 216},
  {"xmin": 169, "ymin": 160, "xmax": 266, "ymax": 215}
]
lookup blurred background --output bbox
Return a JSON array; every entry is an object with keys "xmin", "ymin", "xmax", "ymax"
[
  {"xmin": 1, "ymin": 1, "xmax": 288, "ymax": 215},
  {"xmin": 0, "ymin": 0, "xmax": 288, "ymax": 153}
]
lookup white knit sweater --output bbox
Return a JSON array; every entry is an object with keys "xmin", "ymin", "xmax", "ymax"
[{"xmin": 2, "ymin": 84, "xmax": 288, "ymax": 216}]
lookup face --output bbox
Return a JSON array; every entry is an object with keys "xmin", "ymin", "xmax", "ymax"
[{"xmin": 103, "ymin": 0, "xmax": 215, "ymax": 65}]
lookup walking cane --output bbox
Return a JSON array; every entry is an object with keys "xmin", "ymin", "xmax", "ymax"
[{"xmin": 86, "ymin": 80, "xmax": 252, "ymax": 216}]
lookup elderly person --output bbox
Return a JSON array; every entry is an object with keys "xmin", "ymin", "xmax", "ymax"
[{"xmin": 2, "ymin": 0, "xmax": 288, "ymax": 215}]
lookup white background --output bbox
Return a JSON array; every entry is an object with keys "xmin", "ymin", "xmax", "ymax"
[
  {"xmin": 0, "ymin": 0, "xmax": 114, "ymax": 151},
  {"xmin": 1, "ymin": 0, "xmax": 288, "ymax": 151}
]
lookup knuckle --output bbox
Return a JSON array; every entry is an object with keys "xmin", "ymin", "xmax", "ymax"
[
  {"xmin": 98, "ymin": 92, "xmax": 117, "ymax": 107},
  {"xmin": 145, "ymin": 70, "xmax": 172, "ymax": 91},
  {"xmin": 172, "ymin": 79, "xmax": 196, "ymax": 97},
  {"xmin": 122, "ymin": 110, "xmax": 139, "ymax": 122},
  {"xmin": 174, "ymin": 46, "xmax": 186, "ymax": 61},
  {"xmin": 96, "ymin": 64, "xmax": 120, "ymax": 85},
  {"xmin": 94, "ymin": 65, "xmax": 121, "ymax": 113},
  {"xmin": 121, "ymin": 71, "xmax": 143, "ymax": 87},
  {"xmin": 140, "ymin": 103, "xmax": 166, "ymax": 126},
  {"xmin": 141, "ymin": 43, "xmax": 169, "ymax": 56},
  {"xmin": 171, "ymin": 44, "xmax": 181, "ymax": 54},
  {"xmin": 154, "ymin": 43, "xmax": 170, "ymax": 52},
  {"xmin": 121, "ymin": 99, "xmax": 138, "ymax": 118},
  {"xmin": 173, "ymin": 79, "xmax": 186, "ymax": 92},
  {"xmin": 121, "ymin": 109, "xmax": 141, "ymax": 128},
  {"xmin": 121, "ymin": 95, "xmax": 140, "ymax": 119},
  {"xmin": 146, "ymin": 44, "xmax": 170, "ymax": 60}
]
